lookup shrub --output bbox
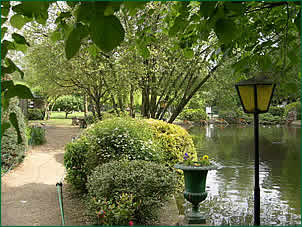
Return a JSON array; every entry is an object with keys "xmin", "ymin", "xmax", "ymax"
[
  {"xmin": 27, "ymin": 108, "xmax": 44, "ymax": 120},
  {"xmin": 218, "ymin": 110, "xmax": 239, "ymax": 123},
  {"xmin": 1, "ymin": 99, "xmax": 27, "ymax": 174},
  {"xmin": 178, "ymin": 108, "xmax": 208, "ymax": 122},
  {"xmin": 64, "ymin": 117, "xmax": 163, "ymax": 192},
  {"xmin": 26, "ymin": 126, "xmax": 46, "ymax": 145},
  {"xmin": 144, "ymin": 119, "xmax": 197, "ymax": 167},
  {"xmin": 259, "ymin": 113, "xmax": 283, "ymax": 124},
  {"xmin": 269, "ymin": 106, "xmax": 285, "ymax": 117},
  {"xmin": 64, "ymin": 136, "xmax": 89, "ymax": 190},
  {"xmin": 284, "ymin": 102, "xmax": 301, "ymax": 120},
  {"xmin": 86, "ymin": 160, "xmax": 177, "ymax": 225}
]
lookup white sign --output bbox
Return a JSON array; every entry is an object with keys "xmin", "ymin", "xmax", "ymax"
[{"xmin": 206, "ymin": 107, "xmax": 212, "ymax": 114}]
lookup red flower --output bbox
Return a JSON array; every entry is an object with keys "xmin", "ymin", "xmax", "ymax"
[{"xmin": 129, "ymin": 220, "xmax": 134, "ymax": 226}]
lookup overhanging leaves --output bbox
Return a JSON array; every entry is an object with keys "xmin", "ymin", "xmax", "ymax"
[
  {"xmin": 10, "ymin": 14, "xmax": 30, "ymax": 29},
  {"xmin": 294, "ymin": 10, "xmax": 301, "ymax": 34},
  {"xmin": 2, "ymin": 58, "xmax": 24, "ymax": 78},
  {"xmin": 1, "ymin": 27, "xmax": 8, "ymax": 40},
  {"xmin": 1, "ymin": 80, "xmax": 14, "ymax": 92},
  {"xmin": 6, "ymin": 84, "xmax": 34, "ymax": 99},
  {"xmin": 12, "ymin": 1, "xmax": 50, "ymax": 25},
  {"xmin": 12, "ymin": 33, "xmax": 30, "ymax": 46},
  {"xmin": 65, "ymin": 23, "xmax": 89, "ymax": 59},
  {"xmin": 89, "ymin": 15, "xmax": 125, "ymax": 52},
  {"xmin": 215, "ymin": 19, "xmax": 238, "ymax": 44}
]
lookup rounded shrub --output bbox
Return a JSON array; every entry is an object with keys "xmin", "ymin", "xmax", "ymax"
[
  {"xmin": 27, "ymin": 108, "xmax": 44, "ymax": 120},
  {"xmin": 86, "ymin": 160, "xmax": 177, "ymax": 225},
  {"xmin": 26, "ymin": 125, "xmax": 46, "ymax": 145},
  {"xmin": 144, "ymin": 119, "xmax": 197, "ymax": 167},
  {"xmin": 64, "ymin": 117, "xmax": 163, "ymax": 192},
  {"xmin": 178, "ymin": 108, "xmax": 208, "ymax": 122},
  {"xmin": 64, "ymin": 136, "xmax": 89, "ymax": 191},
  {"xmin": 269, "ymin": 106, "xmax": 285, "ymax": 117},
  {"xmin": 284, "ymin": 102, "xmax": 301, "ymax": 120},
  {"xmin": 1, "ymin": 99, "xmax": 27, "ymax": 174}
]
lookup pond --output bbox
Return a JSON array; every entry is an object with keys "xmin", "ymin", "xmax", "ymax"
[{"xmin": 179, "ymin": 124, "xmax": 301, "ymax": 226}]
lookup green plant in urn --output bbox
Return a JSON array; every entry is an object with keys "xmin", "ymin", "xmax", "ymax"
[{"xmin": 175, "ymin": 153, "xmax": 216, "ymax": 224}]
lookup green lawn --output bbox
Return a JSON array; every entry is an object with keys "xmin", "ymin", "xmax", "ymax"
[
  {"xmin": 28, "ymin": 111, "xmax": 92, "ymax": 126},
  {"xmin": 50, "ymin": 111, "xmax": 87, "ymax": 119}
]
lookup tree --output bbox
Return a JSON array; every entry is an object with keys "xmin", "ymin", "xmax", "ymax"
[
  {"xmin": 55, "ymin": 95, "xmax": 83, "ymax": 119},
  {"xmin": 2, "ymin": 1, "xmax": 300, "ymax": 134}
]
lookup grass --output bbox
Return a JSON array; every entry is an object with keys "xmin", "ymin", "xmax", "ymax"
[
  {"xmin": 50, "ymin": 111, "xmax": 86, "ymax": 119},
  {"xmin": 28, "ymin": 111, "xmax": 92, "ymax": 126}
]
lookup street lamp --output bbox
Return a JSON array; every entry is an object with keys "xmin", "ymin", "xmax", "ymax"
[{"xmin": 235, "ymin": 75, "xmax": 275, "ymax": 226}]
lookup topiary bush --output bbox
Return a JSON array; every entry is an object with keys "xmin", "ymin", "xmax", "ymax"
[
  {"xmin": 26, "ymin": 125, "xmax": 46, "ymax": 145},
  {"xmin": 27, "ymin": 108, "xmax": 44, "ymax": 120},
  {"xmin": 144, "ymin": 119, "xmax": 197, "ymax": 167},
  {"xmin": 178, "ymin": 108, "xmax": 208, "ymax": 122},
  {"xmin": 1, "ymin": 99, "xmax": 27, "ymax": 174},
  {"xmin": 86, "ymin": 160, "xmax": 177, "ymax": 225},
  {"xmin": 64, "ymin": 117, "xmax": 163, "ymax": 192}
]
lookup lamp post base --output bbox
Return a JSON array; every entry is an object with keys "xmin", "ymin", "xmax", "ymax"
[{"xmin": 185, "ymin": 207, "xmax": 206, "ymax": 224}]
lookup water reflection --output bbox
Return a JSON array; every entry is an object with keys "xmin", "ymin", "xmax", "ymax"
[{"xmin": 185, "ymin": 125, "xmax": 301, "ymax": 225}]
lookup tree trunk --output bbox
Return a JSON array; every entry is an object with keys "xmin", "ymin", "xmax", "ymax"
[
  {"xmin": 44, "ymin": 101, "xmax": 50, "ymax": 120},
  {"xmin": 83, "ymin": 94, "xmax": 88, "ymax": 118},
  {"xmin": 141, "ymin": 81, "xmax": 150, "ymax": 118},
  {"xmin": 168, "ymin": 63, "xmax": 221, "ymax": 123},
  {"xmin": 129, "ymin": 84, "xmax": 135, "ymax": 118},
  {"xmin": 118, "ymin": 95, "xmax": 124, "ymax": 112},
  {"xmin": 150, "ymin": 74, "xmax": 157, "ymax": 118},
  {"xmin": 111, "ymin": 95, "xmax": 119, "ymax": 115}
]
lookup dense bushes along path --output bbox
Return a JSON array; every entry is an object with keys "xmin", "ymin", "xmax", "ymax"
[{"xmin": 1, "ymin": 125, "xmax": 81, "ymax": 226}]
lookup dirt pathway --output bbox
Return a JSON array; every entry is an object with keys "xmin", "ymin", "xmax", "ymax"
[{"xmin": 1, "ymin": 125, "xmax": 81, "ymax": 226}]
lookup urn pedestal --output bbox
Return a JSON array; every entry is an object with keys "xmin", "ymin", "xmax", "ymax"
[{"xmin": 175, "ymin": 164, "xmax": 216, "ymax": 224}]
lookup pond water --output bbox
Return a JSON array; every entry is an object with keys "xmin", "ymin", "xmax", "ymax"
[{"xmin": 180, "ymin": 124, "xmax": 301, "ymax": 226}]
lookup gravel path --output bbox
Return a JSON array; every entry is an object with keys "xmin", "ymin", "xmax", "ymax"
[{"xmin": 1, "ymin": 125, "xmax": 81, "ymax": 226}]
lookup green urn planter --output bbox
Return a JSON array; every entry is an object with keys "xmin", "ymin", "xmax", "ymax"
[{"xmin": 175, "ymin": 163, "xmax": 216, "ymax": 224}]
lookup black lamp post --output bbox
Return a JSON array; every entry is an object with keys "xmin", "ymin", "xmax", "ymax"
[{"xmin": 235, "ymin": 75, "xmax": 275, "ymax": 226}]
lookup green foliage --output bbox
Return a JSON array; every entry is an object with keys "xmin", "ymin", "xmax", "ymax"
[
  {"xmin": 64, "ymin": 136, "xmax": 89, "ymax": 190},
  {"xmin": 1, "ymin": 99, "xmax": 27, "ymax": 174},
  {"xmin": 259, "ymin": 113, "xmax": 284, "ymax": 125},
  {"xmin": 64, "ymin": 117, "xmax": 162, "ymax": 192},
  {"xmin": 144, "ymin": 119, "xmax": 197, "ymax": 167},
  {"xmin": 86, "ymin": 160, "xmax": 177, "ymax": 225},
  {"xmin": 218, "ymin": 110, "xmax": 239, "ymax": 124},
  {"xmin": 27, "ymin": 108, "xmax": 44, "ymax": 120},
  {"xmin": 284, "ymin": 102, "xmax": 301, "ymax": 120},
  {"xmin": 26, "ymin": 126, "xmax": 46, "ymax": 146},
  {"xmin": 1, "ymin": 80, "xmax": 34, "ymax": 140},
  {"xmin": 54, "ymin": 95, "xmax": 83, "ymax": 118},
  {"xmin": 88, "ymin": 192, "xmax": 138, "ymax": 225},
  {"xmin": 269, "ymin": 106, "xmax": 285, "ymax": 117},
  {"xmin": 178, "ymin": 109, "xmax": 208, "ymax": 122},
  {"xmin": 84, "ymin": 115, "xmax": 97, "ymax": 125}
]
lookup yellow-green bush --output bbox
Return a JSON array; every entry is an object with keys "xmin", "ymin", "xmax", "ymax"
[
  {"xmin": 64, "ymin": 117, "xmax": 163, "ymax": 192},
  {"xmin": 144, "ymin": 119, "xmax": 197, "ymax": 167}
]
